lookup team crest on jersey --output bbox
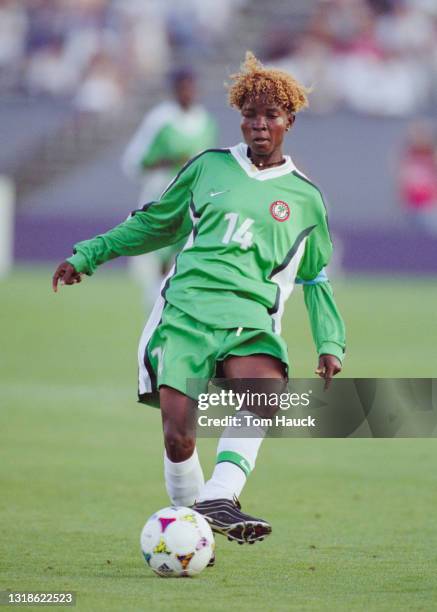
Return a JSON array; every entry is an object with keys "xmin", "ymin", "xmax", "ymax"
[{"xmin": 270, "ymin": 200, "xmax": 290, "ymax": 222}]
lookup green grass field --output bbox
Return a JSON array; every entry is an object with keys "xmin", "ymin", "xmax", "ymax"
[{"xmin": 1, "ymin": 267, "xmax": 437, "ymax": 611}]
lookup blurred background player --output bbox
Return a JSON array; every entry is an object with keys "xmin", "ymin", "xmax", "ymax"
[
  {"xmin": 122, "ymin": 68, "xmax": 217, "ymax": 307},
  {"xmin": 398, "ymin": 119, "xmax": 437, "ymax": 237}
]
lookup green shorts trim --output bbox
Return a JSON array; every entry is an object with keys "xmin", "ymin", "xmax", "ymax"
[{"xmin": 138, "ymin": 303, "xmax": 289, "ymax": 406}]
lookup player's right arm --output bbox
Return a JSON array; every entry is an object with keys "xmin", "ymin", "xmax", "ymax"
[{"xmin": 52, "ymin": 156, "xmax": 201, "ymax": 291}]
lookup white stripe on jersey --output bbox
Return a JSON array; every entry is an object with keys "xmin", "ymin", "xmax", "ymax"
[
  {"xmin": 270, "ymin": 238, "xmax": 308, "ymax": 334},
  {"xmin": 137, "ymin": 293, "xmax": 166, "ymax": 394}
]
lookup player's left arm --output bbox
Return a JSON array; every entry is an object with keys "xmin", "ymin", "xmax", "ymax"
[
  {"xmin": 296, "ymin": 196, "xmax": 346, "ymax": 388},
  {"xmin": 298, "ymin": 275, "xmax": 345, "ymax": 388}
]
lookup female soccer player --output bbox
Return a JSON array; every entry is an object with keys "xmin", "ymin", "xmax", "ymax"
[{"xmin": 52, "ymin": 53, "xmax": 345, "ymax": 546}]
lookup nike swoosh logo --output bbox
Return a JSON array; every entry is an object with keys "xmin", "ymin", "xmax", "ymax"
[{"xmin": 210, "ymin": 190, "xmax": 229, "ymax": 198}]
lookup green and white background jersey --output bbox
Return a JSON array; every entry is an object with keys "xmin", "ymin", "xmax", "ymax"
[
  {"xmin": 122, "ymin": 101, "xmax": 217, "ymax": 202},
  {"xmin": 121, "ymin": 100, "xmax": 217, "ymax": 284},
  {"xmin": 68, "ymin": 144, "xmax": 346, "ymax": 395}
]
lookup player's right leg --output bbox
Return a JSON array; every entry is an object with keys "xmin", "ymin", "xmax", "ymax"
[
  {"xmin": 159, "ymin": 385, "xmax": 215, "ymax": 567},
  {"xmin": 138, "ymin": 304, "xmax": 216, "ymax": 507},
  {"xmin": 160, "ymin": 385, "xmax": 205, "ymax": 507}
]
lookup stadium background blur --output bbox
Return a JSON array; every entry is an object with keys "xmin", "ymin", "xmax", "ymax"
[
  {"xmin": 1, "ymin": 1, "xmax": 437, "ymax": 610},
  {"xmin": 1, "ymin": 0, "xmax": 437, "ymax": 270}
]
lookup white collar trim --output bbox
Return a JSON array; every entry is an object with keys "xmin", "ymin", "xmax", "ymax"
[{"xmin": 230, "ymin": 142, "xmax": 296, "ymax": 180}]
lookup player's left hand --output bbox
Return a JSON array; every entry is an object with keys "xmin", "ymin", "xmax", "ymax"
[{"xmin": 315, "ymin": 354, "xmax": 342, "ymax": 390}]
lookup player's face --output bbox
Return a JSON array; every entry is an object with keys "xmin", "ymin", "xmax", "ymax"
[{"xmin": 240, "ymin": 98, "xmax": 293, "ymax": 158}]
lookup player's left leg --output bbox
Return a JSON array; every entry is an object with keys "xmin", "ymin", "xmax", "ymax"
[
  {"xmin": 194, "ymin": 354, "xmax": 285, "ymax": 544},
  {"xmin": 198, "ymin": 354, "xmax": 284, "ymax": 501}
]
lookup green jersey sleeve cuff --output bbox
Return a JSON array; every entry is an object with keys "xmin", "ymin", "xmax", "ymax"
[
  {"xmin": 319, "ymin": 342, "xmax": 345, "ymax": 364},
  {"xmin": 66, "ymin": 252, "xmax": 90, "ymax": 275}
]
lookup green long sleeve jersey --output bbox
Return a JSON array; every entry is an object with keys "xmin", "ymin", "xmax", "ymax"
[
  {"xmin": 68, "ymin": 144, "xmax": 346, "ymax": 362},
  {"xmin": 122, "ymin": 101, "xmax": 217, "ymax": 178}
]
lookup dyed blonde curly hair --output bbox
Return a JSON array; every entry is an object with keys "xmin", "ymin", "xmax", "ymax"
[{"xmin": 228, "ymin": 51, "xmax": 309, "ymax": 115}]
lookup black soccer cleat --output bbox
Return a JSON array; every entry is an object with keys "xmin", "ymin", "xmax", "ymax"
[{"xmin": 192, "ymin": 498, "xmax": 272, "ymax": 544}]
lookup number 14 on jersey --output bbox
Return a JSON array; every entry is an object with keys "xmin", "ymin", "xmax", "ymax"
[{"xmin": 221, "ymin": 213, "xmax": 254, "ymax": 250}]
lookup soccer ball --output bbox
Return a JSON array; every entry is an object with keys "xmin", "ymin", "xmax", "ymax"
[{"xmin": 140, "ymin": 506, "xmax": 215, "ymax": 577}]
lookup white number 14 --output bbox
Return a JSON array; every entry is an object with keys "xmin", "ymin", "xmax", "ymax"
[{"xmin": 221, "ymin": 213, "xmax": 254, "ymax": 250}]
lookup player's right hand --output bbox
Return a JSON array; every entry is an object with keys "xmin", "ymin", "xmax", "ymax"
[{"xmin": 52, "ymin": 261, "xmax": 82, "ymax": 292}]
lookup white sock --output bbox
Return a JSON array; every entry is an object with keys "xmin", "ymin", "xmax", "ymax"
[
  {"xmin": 164, "ymin": 447, "xmax": 205, "ymax": 507},
  {"xmin": 197, "ymin": 411, "xmax": 266, "ymax": 502}
]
